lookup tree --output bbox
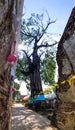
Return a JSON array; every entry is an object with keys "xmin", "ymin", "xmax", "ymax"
[
  {"xmin": 17, "ymin": 13, "xmax": 57, "ymax": 98},
  {"xmin": 0, "ymin": 1, "xmax": 23, "ymax": 130},
  {"xmin": 0, "ymin": 1, "xmax": 15, "ymax": 130}
]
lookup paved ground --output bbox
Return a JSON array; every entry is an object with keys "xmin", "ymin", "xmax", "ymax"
[{"xmin": 12, "ymin": 103, "xmax": 58, "ymax": 130}]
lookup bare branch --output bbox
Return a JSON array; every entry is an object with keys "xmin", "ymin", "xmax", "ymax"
[
  {"xmin": 21, "ymin": 30, "xmax": 35, "ymax": 38},
  {"xmin": 20, "ymin": 62, "xmax": 37, "ymax": 76},
  {"xmin": 37, "ymin": 41, "xmax": 58, "ymax": 49},
  {"xmin": 39, "ymin": 51, "xmax": 45, "ymax": 58},
  {"xmin": 20, "ymin": 70, "xmax": 31, "ymax": 76},
  {"xmin": 37, "ymin": 20, "xmax": 56, "ymax": 43},
  {"xmin": 20, "ymin": 50, "xmax": 31, "ymax": 63}
]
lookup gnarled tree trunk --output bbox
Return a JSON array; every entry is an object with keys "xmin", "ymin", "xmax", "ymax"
[
  {"xmin": 30, "ymin": 57, "xmax": 42, "ymax": 97},
  {"xmin": 30, "ymin": 43, "xmax": 42, "ymax": 98},
  {"xmin": 0, "ymin": 1, "xmax": 15, "ymax": 130},
  {"xmin": 0, "ymin": 0, "xmax": 23, "ymax": 130}
]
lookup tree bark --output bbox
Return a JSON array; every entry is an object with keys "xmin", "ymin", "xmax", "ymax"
[
  {"xmin": 0, "ymin": 0, "xmax": 23, "ymax": 129},
  {"xmin": 30, "ymin": 40, "xmax": 42, "ymax": 97},
  {"xmin": 56, "ymin": 7, "xmax": 75, "ymax": 130},
  {"xmin": 0, "ymin": 1, "xmax": 15, "ymax": 129},
  {"xmin": 30, "ymin": 61, "xmax": 42, "ymax": 97}
]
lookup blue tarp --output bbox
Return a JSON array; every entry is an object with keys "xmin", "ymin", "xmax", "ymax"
[{"xmin": 29, "ymin": 94, "xmax": 45, "ymax": 104}]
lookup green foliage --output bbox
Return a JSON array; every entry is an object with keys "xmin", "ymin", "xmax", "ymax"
[
  {"xmin": 41, "ymin": 50, "xmax": 56, "ymax": 85},
  {"xmin": 16, "ymin": 52, "xmax": 30, "ymax": 89},
  {"xmin": 16, "ymin": 55, "xmax": 30, "ymax": 82},
  {"xmin": 14, "ymin": 82, "xmax": 20, "ymax": 90}
]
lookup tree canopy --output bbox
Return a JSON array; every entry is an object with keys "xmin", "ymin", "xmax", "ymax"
[{"xmin": 41, "ymin": 50, "xmax": 56, "ymax": 85}]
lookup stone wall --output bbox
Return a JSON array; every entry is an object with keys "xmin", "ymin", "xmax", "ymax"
[{"xmin": 56, "ymin": 7, "xmax": 75, "ymax": 130}]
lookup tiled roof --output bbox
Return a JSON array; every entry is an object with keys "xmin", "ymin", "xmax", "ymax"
[{"xmin": 59, "ymin": 7, "xmax": 75, "ymax": 44}]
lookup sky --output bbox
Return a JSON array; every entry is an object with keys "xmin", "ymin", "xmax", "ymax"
[{"xmin": 23, "ymin": 0, "xmax": 75, "ymax": 38}]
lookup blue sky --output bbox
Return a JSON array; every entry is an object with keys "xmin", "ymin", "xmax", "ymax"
[{"xmin": 23, "ymin": 0, "xmax": 75, "ymax": 38}]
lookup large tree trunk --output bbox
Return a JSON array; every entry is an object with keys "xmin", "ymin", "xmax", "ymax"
[
  {"xmin": 30, "ymin": 61, "xmax": 42, "ymax": 97},
  {"xmin": 0, "ymin": 1, "xmax": 23, "ymax": 130},
  {"xmin": 0, "ymin": 1, "xmax": 15, "ymax": 130},
  {"xmin": 56, "ymin": 7, "xmax": 75, "ymax": 130},
  {"xmin": 30, "ymin": 42, "xmax": 42, "ymax": 98},
  {"xmin": 30, "ymin": 57, "xmax": 43, "ymax": 110}
]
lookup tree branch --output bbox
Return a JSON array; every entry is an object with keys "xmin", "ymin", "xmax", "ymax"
[
  {"xmin": 18, "ymin": 60, "xmax": 24, "ymax": 70},
  {"xmin": 39, "ymin": 51, "xmax": 45, "ymax": 58},
  {"xmin": 37, "ymin": 41, "xmax": 58, "ymax": 49},
  {"xmin": 21, "ymin": 30, "xmax": 35, "ymax": 38},
  {"xmin": 21, "ymin": 50, "xmax": 31, "ymax": 63},
  {"xmin": 20, "ymin": 62, "xmax": 36, "ymax": 76},
  {"xmin": 20, "ymin": 70, "xmax": 31, "ymax": 76},
  {"xmin": 37, "ymin": 20, "xmax": 56, "ymax": 43}
]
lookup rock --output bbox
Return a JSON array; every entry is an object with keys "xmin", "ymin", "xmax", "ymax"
[{"xmin": 56, "ymin": 7, "xmax": 75, "ymax": 130}]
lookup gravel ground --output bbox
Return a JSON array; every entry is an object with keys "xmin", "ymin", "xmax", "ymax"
[{"xmin": 11, "ymin": 103, "xmax": 58, "ymax": 130}]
